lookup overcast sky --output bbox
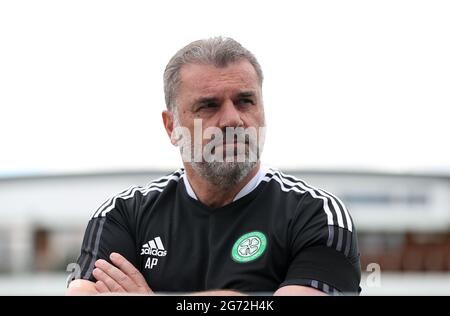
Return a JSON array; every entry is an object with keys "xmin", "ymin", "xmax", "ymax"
[{"xmin": 1, "ymin": 0, "xmax": 449, "ymax": 176}]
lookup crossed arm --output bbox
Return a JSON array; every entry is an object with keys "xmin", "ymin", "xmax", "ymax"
[{"xmin": 65, "ymin": 252, "xmax": 326, "ymax": 296}]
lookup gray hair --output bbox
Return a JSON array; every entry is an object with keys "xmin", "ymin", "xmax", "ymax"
[{"xmin": 163, "ymin": 36, "xmax": 264, "ymax": 112}]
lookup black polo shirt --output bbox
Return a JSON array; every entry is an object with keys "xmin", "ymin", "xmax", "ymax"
[{"xmin": 72, "ymin": 167, "xmax": 361, "ymax": 295}]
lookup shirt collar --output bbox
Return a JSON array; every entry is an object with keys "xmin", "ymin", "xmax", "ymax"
[{"xmin": 182, "ymin": 165, "xmax": 269, "ymax": 202}]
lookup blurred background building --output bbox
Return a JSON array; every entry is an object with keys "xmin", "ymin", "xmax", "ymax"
[{"xmin": 0, "ymin": 169, "xmax": 449, "ymax": 295}]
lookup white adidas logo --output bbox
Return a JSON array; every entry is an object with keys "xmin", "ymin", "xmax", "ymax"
[{"xmin": 140, "ymin": 236, "xmax": 167, "ymax": 257}]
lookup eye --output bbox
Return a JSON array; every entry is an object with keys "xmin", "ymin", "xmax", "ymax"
[
  {"xmin": 237, "ymin": 98, "xmax": 254, "ymax": 106},
  {"xmin": 198, "ymin": 102, "xmax": 218, "ymax": 110},
  {"xmin": 205, "ymin": 102, "xmax": 218, "ymax": 108}
]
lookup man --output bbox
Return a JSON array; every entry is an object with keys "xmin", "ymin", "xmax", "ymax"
[{"xmin": 67, "ymin": 37, "xmax": 361, "ymax": 295}]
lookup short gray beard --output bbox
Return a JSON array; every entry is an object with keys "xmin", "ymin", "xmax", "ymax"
[
  {"xmin": 171, "ymin": 106, "xmax": 261, "ymax": 189},
  {"xmin": 190, "ymin": 160, "xmax": 257, "ymax": 189}
]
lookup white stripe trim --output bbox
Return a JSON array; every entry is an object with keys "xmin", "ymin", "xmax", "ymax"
[
  {"xmin": 277, "ymin": 170, "xmax": 352, "ymax": 232},
  {"xmin": 92, "ymin": 169, "xmax": 183, "ymax": 218},
  {"xmin": 274, "ymin": 171, "xmax": 345, "ymax": 229},
  {"xmin": 315, "ymin": 188, "xmax": 352, "ymax": 231},
  {"xmin": 262, "ymin": 171, "xmax": 335, "ymax": 228},
  {"xmin": 262, "ymin": 169, "xmax": 350, "ymax": 230},
  {"xmin": 92, "ymin": 171, "xmax": 181, "ymax": 218},
  {"xmin": 140, "ymin": 174, "xmax": 182, "ymax": 196},
  {"xmin": 91, "ymin": 185, "xmax": 135, "ymax": 218}
]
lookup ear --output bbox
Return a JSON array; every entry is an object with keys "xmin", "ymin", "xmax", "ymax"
[{"xmin": 162, "ymin": 110, "xmax": 178, "ymax": 146}]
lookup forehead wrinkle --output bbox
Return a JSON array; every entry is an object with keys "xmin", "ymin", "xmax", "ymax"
[
  {"xmin": 189, "ymin": 71, "xmax": 254, "ymax": 92},
  {"xmin": 180, "ymin": 61, "xmax": 258, "ymax": 88}
]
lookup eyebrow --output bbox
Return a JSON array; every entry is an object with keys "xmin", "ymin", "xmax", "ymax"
[
  {"xmin": 194, "ymin": 97, "xmax": 219, "ymax": 105},
  {"xmin": 236, "ymin": 91, "xmax": 256, "ymax": 98},
  {"xmin": 192, "ymin": 91, "xmax": 257, "ymax": 107}
]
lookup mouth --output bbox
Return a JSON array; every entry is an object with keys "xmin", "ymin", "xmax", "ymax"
[
  {"xmin": 222, "ymin": 141, "xmax": 249, "ymax": 148},
  {"xmin": 210, "ymin": 142, "xmax": 249, "ymax": 156}
]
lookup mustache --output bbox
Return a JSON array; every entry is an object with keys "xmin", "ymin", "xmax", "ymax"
[
  {"xmin": 214, "ymin": 129, "xmax": 253, "ymax": 144},
  {"xmin": 173, "ymin": 122, "xmax": 266, "ymax": 163}
]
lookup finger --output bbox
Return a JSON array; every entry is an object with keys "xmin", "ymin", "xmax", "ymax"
[
  {"xmin": 94, "ymin": 259, "xmax": 136, "ymax": 292},
  {"xmin": 109, "ymin": 253, "xmax": 151, "ymax": 292},
  {"xmin": 92, "ymin": 267, "xmax": 125, "ymax": 293},
  {"xmin": 95, "ymin": 280, "xmax": 110, "ymax": 293},
  {"xmin": 95, "ymin": 280, "xmax": 109, "ymax": 293}
]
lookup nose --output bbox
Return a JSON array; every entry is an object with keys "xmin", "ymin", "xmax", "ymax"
[{"xmin": 218, "ymin": 100, "xmax": 244, "ymax": 129}]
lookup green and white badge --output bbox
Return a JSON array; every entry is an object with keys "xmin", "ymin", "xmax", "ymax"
[{"xmin": 231, "ymin": 231, "xmax": 267, "ymax": 263}]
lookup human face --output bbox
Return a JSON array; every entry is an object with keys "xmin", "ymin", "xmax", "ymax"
[
  {"xmin": 175, "ymin": 59, "xmax": 265, "ymax": 160},
  {"xmin": 162, "ymin": 59, "xmax": 265, "ymax": 186}
]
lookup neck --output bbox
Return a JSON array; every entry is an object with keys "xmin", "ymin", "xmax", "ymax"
[{"xmin": 183, "ymin": 162, "xmax": 260, "ymax": 208}]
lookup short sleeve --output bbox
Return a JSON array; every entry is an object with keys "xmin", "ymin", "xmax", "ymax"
[
  {"xmin": 280, "ymin": 191, "xmax": 362, "ymax": 295},
  {"xmin": 69, "ymin": 197, "xmax": 139, "ymax": 285}
]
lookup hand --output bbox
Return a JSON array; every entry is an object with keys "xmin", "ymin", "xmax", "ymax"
[{"xmin": 93, "ymin": 252, "xmax": 153, "ymax": 295}]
